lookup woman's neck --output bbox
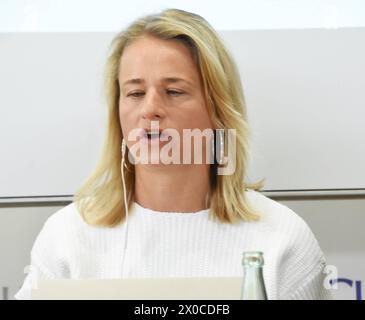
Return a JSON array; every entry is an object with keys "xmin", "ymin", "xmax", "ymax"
[{"xmin": 134, "ymin": 164, "xmax": 211, "ymax": 213}]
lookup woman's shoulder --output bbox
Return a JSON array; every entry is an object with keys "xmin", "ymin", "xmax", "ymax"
[
  {"xmin": 244, "ymin": 190, "xmax": 323, "ymax": 249},
  {"xmin": 40, "ymin": 202, "xmax": 81, "ymax": 231},
  {"xmin": 245, "ymin": 189, "xmax": 326, "ymax": 259},
  {"xmin": 33, "ymin": 202, "xmax": 85, "ymax": 247},
  {"xmin": 245, "ymin": 189, "xmax": 308, "ymax": 228}
]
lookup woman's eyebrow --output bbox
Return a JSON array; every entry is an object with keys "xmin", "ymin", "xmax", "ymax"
[
  {"xmin": 122, "ymin": 77, "xmax": 194, "ymax": 87},
  {"xmin": 162, "ymin": 77, "xmax": 194, "ymax": 87},
  {"xmin": 122, "ymin": 78, "xmax": 144, "ymax": 87}
]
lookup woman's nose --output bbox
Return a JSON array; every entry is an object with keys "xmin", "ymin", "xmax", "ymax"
[{"xmin": 140, "ymin": 90, "xmax": 165, "ymax": 120}]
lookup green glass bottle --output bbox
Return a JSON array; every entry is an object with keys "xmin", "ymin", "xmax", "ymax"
[{"xmin": 240, "ymin": 251, "xmax": 268, "ymax": 300}]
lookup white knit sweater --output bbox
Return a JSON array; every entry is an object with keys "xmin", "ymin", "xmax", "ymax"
[{"xmin": 15, "ymin": 190, "xmax": 333, "ymax": 300}]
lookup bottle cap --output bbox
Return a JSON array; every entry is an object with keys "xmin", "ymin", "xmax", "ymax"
[{"xmin": 242, "ymin": 251, "xmax": 264, "ymax": 267}]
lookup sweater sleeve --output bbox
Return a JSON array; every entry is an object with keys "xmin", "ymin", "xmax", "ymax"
[
  {"xmin": 287, "ymin": 259, "xmax": 334, "ymax": 300},
  {"xmin": 14, "ymin": 215, "xmax": 66, "ymax": 300},
  {"xmin": 277, "ymin": 208, "xmax": 334, "ymax": 300},
  {"xmin": 14, "ymin": 251, "xmax": 56, "ymax": 300}
]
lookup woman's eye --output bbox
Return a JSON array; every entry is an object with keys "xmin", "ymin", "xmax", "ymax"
[
  {"xmin": 127, "ymin": 91, "xmax": 144, "ymax": 97},
  {"xmin": 167, "ymin": 90, "xmax": 183, "ymax": 96},
  {"xmin": 127, "ymin": 90, "xmax": 183, "ymax": 98}
]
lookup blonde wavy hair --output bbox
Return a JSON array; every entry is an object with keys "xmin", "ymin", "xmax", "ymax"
[{"xmin": 74, "ymin": 8, "xmax": 265, "ymax": 227}]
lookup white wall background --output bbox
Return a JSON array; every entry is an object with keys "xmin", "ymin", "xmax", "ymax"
[
  {"xmin": 1, "ymin": 0, "xmax": 365, "ymax": 31},
  {"xmin": 1, "ymin": 29, "xmax": 365, "ymax": 198},
  {"xmin": 0, "ymin": 0, "xmax": 364, "ymax": 300}
]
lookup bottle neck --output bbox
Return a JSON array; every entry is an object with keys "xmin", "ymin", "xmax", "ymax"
[
  {"xmin": 241, "ymin": 266, "xmax": 267, "ymax": 300},
  {"xmin": 243, "ymin": 266, "xmax": 263, "ymax": 279}
]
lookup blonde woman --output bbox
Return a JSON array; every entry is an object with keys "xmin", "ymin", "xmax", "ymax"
[{"xmin": 15, "ymin": 9, "xmax": 332, "ymax": 300}]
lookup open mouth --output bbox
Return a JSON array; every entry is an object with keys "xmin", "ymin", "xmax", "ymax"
[{"xmin": 145, "ymin": 132, "xmax": 161, "ymax": 140}]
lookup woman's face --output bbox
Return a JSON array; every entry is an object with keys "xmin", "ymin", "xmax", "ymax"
[{"xmin": 118, "ymin": 34, "xmax": 213, "ymax": 165}]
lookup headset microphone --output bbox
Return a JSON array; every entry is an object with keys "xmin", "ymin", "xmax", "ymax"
[{"xmin": 121, "ymin": 138, "xmax": 129, "ymax": 278}]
